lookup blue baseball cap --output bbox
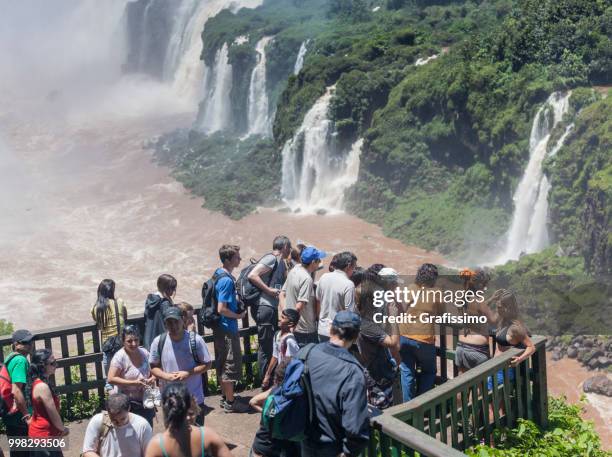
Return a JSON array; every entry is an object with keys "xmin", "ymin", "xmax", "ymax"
[
  {"xmin": 301, "ymin": 246, "xmax": 327, "ymax": 264},
  {"xmin": 332, "ymin": 310, "xmax": 361, "ymax": 331}
]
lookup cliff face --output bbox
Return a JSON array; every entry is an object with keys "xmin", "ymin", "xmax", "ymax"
[{"xmin": 582, "ymin": 178, "xmax": 611, "ymax": 276}]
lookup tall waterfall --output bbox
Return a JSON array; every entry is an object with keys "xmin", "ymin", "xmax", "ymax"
[
  {"xmin": 497, "ymin": 92, "xmax": 571, "ymax": 262},
  {"xmin": 126, "ymin": 0, "xmax": 263, "ymax": 105},
  {"xmin": 293, "ymin": 40, "xmax": 309, "ymax": 75},
  {"xmin": 281, "ymin": 86, "xmax": 363, "ymax": 212},
  {"xmin": 198, "ymin": 43, "xmax": 233, "ymax": 133},
  {"xmin": 247, "ymin": 36, "xmax": 273, "ymax": 137}
]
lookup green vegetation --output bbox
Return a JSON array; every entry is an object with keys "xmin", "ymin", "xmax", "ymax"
[
  {"xmin": 467, "ymin": 397, "xmax": 612, "ymax": 456},
  {"xmin": 154, "ymin": 131, "xmax": 281, "ymax": 219}
]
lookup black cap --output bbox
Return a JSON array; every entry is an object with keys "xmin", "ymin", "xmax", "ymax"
[
  {"xmin": 12, "ymin": 329, "xmax": 34, "ymax": 344},
  {"xmin": 282, "ymin": 308, "xmax": 300, "ymax": 325},
  {"xmin": 332, "ymin": 311, "xmax": 361, "ymax": 331},
  {"xmin": 163, "ymin": 306, "xmax": 182, "ymax": 321}
]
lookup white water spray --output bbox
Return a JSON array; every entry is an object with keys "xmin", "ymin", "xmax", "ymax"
[
  {"xmin": 247, "ymin": 36, "xmax": 273, "ymax": 137},
  {"xmin": 497, "ymin": 92, "xmax": 572, "ymax": 263},
  {"xmin": 198, "ymin": 43, "xmax": 233, "ymax": 133},
  {"xmin": 281, "ymin": 86, "xmax": 363, "ymax": 212},
  {"xmin": 293, "ymin": 40, "xmax": 309, "ymax": 75}
]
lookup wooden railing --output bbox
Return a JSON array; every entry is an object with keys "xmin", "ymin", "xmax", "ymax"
[
  {"xmin": 0, "ymin": 306, "xmax": 258, "ymax": 410},
  {"xmin": 364, "ymin": 335, "xmax": 548, "ymax": 456}
]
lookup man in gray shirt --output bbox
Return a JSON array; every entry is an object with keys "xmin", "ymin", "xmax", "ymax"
[
  {"xmin": 247, "ymin": 235, "xmax": 292, "ymax": 378},
  {"xmin": 316, "ymin": 251, "xmax": 357, "ymax": 342},
  {"xmin": 283, "ymin": 245, "xmax": 326, "ymax": 346}
]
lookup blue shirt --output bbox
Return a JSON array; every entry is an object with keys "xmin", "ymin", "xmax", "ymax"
[{"xmin": 214, "ymin": 268, "xmax": 239, "ymax": 334}]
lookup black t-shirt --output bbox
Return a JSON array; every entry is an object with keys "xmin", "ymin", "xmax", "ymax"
[{"xmin": 358, "ymin": 319, "xmax": 394, "ymax": 382}]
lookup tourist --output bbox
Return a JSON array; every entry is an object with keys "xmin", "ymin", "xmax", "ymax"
[
  {"xmin": 301, "ymin": 311, "xmax": 369, "ymax": 457},
  {"xmin": 316, "ymin": 251, "xmax": 357, "ymax": 342},
  {"xmin": 177, "ymin": 302, "xmax": 196, "ymax": 332},
  {"xmin": 282, "ymin": 246, "xmax": 326, "ymax": 346},
  {"xmin": 145, "ymin": 383, "xmax": 232, "ymax": 457},
  {"xmin": 3, "ymin": 329, "xmax": 35, "ymax": 457},
  {"xmin": 81, "ymin": 393, "xmax": 153, "ymax": 457},
  {"xmin": 395, "ymin": 264, "xmax": 441, "ymax": 402},
  {"xmin": 455, "ymin": 268, "xmax": 500, "ymax": 373},
  {"xmin": 107, "ymin": 325, "xmax": 156, "ymax": 425},
  {"xmin": 149, "ymin": 307, "xmax": 212, "ymax": 425},
  {"xmin": 213, "ymin": 244, "xmax": 245, "ymax": 413},
  {"xmin": 249, "ymin": 358, "xmax": 300, "ymax": 457},
  {"xmin": 143, "ymin": 274, "xmax": 177, "ymax": 350},
  {"xmin": 27, "ymin": 349, "xmax": 69, "ymax": 457},
  {"xmin": 261, "ymin": 308, "xmax": 300, "ymax": 389},
  {"xmin": 489, "ymin": 291, "xmax": 536, "ymax": 392},
  {"xmin": 247, "ymin": 236, "xmax": 292, "ymax": 378},
  {"xmin": 355, "ymin": 272, "xmax": 400, "ymax": 409},
  {"xmin": 92, "ymin": 279, "xmax": 127, "ymax": 390}
]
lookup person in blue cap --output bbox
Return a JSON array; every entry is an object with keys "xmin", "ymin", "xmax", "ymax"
[
  {"xmin": 301, "ymin": 310, "xmax": 369, "ymax": 457},
  {"xmin": 282, "ymin": 245, "xmax": 326, "ymax": 347}
]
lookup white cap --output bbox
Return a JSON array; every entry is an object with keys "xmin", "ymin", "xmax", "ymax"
[{"xmin": 378, "ymin": 267, "xmax": 404, "ymax": 284}]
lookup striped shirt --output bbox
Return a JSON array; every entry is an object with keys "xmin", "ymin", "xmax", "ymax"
[{"xmin": 91, "ymin": 299, "xmax": 127, "ymax": 341}]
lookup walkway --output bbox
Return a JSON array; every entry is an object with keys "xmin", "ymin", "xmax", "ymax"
[{"xmin": 64, "ymin": 389, "xmax": 262, "ymax": 457}]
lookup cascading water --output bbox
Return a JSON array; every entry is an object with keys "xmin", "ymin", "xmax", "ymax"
[
  {"xmin": 197, "ymin": 43, "xmax": 233, "ymax": 133},
  {"xmin": 246, "ymin": 36, "xmax": 273, "ymax": 137},
  {"xmin": 497, "ymin": 92, "xmax": 572, "ymax": 263},
  {"xmin": 281, "ymin": 86, "xmax": 363, "ymax": 213},
  {"xmin": 293, "ymin": 40, "xmax": 309, "ymax": 75}
]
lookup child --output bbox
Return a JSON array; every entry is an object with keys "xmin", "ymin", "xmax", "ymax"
[
  {"xmin": 261, "ymin": 308, "xmax": 300, "ymax": 390},
  {"xmin": 177, "ymin": 301, "xmax": 196, "ymax": 332}
]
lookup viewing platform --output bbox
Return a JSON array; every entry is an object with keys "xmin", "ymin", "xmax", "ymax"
[{"xmin": 0, "ymin": 308, "xmax": 549, "ymax": 457}]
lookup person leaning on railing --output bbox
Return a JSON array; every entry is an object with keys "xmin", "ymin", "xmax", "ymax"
[
  {"xmin": 107, "ymin": 325, "xmax": 157, "ymax": 426},
  {"xmin": 91, "ymin": 279, "xmax": 127, "ymax": 391}
]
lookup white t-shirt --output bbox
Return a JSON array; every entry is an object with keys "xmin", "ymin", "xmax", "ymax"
[
  {"xmin": 272, "ymin": 331, "xmax": 300, "ymax": 364},
  {"xmin": 82, "ymin": 412, "xmax": 152, "ymax": 457},
  {"xmin": 316, "ymin": 269, "xmax": 356, "ymax": 337}
]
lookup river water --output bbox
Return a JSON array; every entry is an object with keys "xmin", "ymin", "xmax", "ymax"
[{"xmin": 0, "ymin": 106, "xmax": 444, "ymax": 330}]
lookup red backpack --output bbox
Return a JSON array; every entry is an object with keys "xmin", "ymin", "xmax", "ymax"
[{"xmin": 0, "ymin": 353, "xmax": 19, "ymax": 416}]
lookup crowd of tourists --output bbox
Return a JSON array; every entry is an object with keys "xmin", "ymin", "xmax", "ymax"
[{"xmin": 0, "ymin": 235, "xmax": 535, "ymax": 457}]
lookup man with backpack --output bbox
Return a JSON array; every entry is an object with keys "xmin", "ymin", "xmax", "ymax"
[
  {"xmin": 2, "ymin": 329, "xmax": 34, "ymax": 457},
  {"xmin": 81, "ymin": 393, "xmax": 152, "ymax": 457},
  {"xmin": 247, "ymin": 236, "xmax": 292, "ymax": 381},
  {"xmin": 149, "ymin": 307, "xmax": 212, "ymax": 425},
  {"xmin": 302, "ymin": 311, "xmax": 369, "ymax": 457},
  {"xmin": 211, "ymin": 244, "xmax": 245, "ymax": 413},
  {"xmin": 283, "ymin": 245, "xmax": 326, "ymax": 347}
]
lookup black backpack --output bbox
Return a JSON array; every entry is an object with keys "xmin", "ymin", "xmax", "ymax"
[
  {"xmin": 199, "ymin": 271, "xmax": 229, "ymax": 329},
  {"xmin": 236, "ymin": 255, "xmax": 279, "ymax": 307}
]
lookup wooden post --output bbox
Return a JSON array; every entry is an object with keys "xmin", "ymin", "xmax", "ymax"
[{"xmin": 531, "ymin": 344, "xmax": 548, "ymax": 429}]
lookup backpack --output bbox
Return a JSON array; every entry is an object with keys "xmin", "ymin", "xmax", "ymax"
[
  {"xmin": 262, "ymin": 343, "xmax": 316, "ymax": 441},
  {"xmin": 199, "ymin": 271, "xmax": 230, "ymax": 329},
  {"xmin": 0, "ymin": 353, "xmax": 19, "ymax": 416},
  {"xmin": 236, "ymin": 254, "xmax": 279, "ymax": 307},
  {"xmin": 157, "ymin": 331, "xmax": 202, "ymax": 370}
]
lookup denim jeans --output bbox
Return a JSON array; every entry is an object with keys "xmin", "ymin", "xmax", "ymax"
[{"xmin": 399, "ymin": 336, "xmax": 436, "ymax": 402}]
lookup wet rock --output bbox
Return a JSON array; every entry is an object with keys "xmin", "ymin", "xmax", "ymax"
[
  {"xmin": 586, "ymin": 350, "xmax": 604, "ymax": 363},
  {"xmin": 577, "ymin": 348, "xmax": 589, "ymax": 362},
  {"xmin": 277, "ymin": 207, "xmax": 291, "ymax": 213},
  {"xmin": 588, "ymin": 358, "xmax": 601, "ymax": 370},
  {"xmin": 574, "ymin": 335, "xmax": 584, "ymax": 344},
  {"xmin": 583, "ymin": 375, "xmax": 612, "ymax": 397},
  {"xmin": 584, "ymin": 338, "xmax": 595, "ymax": 348},
  {"xmin": 597, "ymin": 357, "xmax": 610, "ymax": 368},
  {"xmin": 567, "ymin": 347, "xmax": 578, "ymax": 358},
  {"xmin": 293, "ymin": 208, "xmax": 301, "ymax": 214},
  {"xmin": 316, "ymin": 208, "xmax": 327, "ymax": 216},
  {"xmin": 552, "ymin": 349, "xmax": 563, "ymax": 361}
]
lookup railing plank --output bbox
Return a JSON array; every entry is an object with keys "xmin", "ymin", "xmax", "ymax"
[{"xmin": 532, "ymin": 345, "xmax": 548, "ymax": 429}]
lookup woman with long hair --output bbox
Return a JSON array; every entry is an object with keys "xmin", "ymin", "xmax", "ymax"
[
  {"xmin": 454, "ymin": 268, "xmax": 501, "ymax": 374},
  {"xmin": 145, "ymin": 383, "xmax": 232, "ymax": 457},
  {"xmin": 143, "ymin": 274, "xmax": 177, "ymax": 350},
  {"xmin": 92, "ymin": 279, "xmax": 127, "ymax": 389},
  {"xmin": 27, "ymin": 349, "xmax": 69, "ymax": 457},
  {"xmin": 107, "ymin": 325, "xmax": 157, "ymax": 425}
]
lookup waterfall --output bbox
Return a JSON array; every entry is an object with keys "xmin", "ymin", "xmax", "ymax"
[
  {"xmin": 497, "ymin": 92, "xmax": 572, "ymax": 262},
  {"xmin": 198, "ymin": 43, "xmax": 233, "ymax": 133},
  {"xmin": 415, "ymin": 54, "xmax": 438, "ymax": 66},
  {"xmin": 281, "ymin": 86, "xmax": 363, "ymax": 213},
  {"xmin": 293, "ymin": 40, "xmax": 309, "ymax": 75},
  {"xmin": 246, "ymin": 36, "xmax": 273, "ymax": 137}
]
